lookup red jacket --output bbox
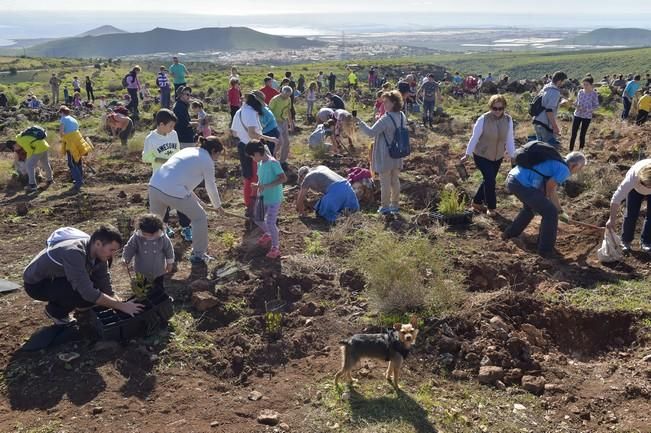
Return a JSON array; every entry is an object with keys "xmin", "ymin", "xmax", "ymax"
[{"xmin": 260, "ymin": 86, "xmax": 280, "ymax": 104}]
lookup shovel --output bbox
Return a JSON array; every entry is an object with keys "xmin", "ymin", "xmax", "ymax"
[{"xmin": 563, "ymin": 218, "xmax": 605, "ymax": 231}]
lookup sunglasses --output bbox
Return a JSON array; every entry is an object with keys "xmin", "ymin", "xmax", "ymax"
[{"xmin": 491, "ymin": 106, "xmax": 505, "ymax": 111}]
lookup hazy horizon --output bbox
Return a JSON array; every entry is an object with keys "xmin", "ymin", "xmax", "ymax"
[{"xmin": 0, "ymin": 10, "xmax": 650, "ymax": 44}]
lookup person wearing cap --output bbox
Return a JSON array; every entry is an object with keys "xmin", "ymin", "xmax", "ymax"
[
  {"xmin": 231, "ymin": 90, "xmax": 280, "ymax": 215},
  {"xmin": 173, "ymin": 86, "xmax": 197, "ymax": 149},
  {"xmin": 157, "ymin": 66, "xmax": 171, "ymax": 109},
  {"xmin": 269, "ymin": 86, "xmax": 293, "ymax": 168},
  {"xmin": 296, "ymin": 165, "xmax": 359, "ymax": 223},
  {"xmin": 169, "ymin": 56, "xmax": 189, "ymax": 94}
]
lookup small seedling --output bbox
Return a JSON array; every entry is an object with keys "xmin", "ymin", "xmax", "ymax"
[
  {"xmin": 304, "ymin": 232, "xmax": 326, "ymax": 256},
  {"xmin": 219, "ymin": 231, "xmax": 238, "ymax": 250},
  {"xmin": 437, "ymin": 185, "xmax": 467, "ymax": 216},
  {"xmin": 131, "ymin": 273, "xmax": 153, "ymax": 301}
]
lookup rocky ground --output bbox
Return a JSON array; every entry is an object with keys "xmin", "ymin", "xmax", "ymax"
[{"xmin": 0, "ymin": 101, "xmax": 650, "ymax": 433}]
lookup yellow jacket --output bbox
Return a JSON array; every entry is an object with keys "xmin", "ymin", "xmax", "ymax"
[
  {"xmin": 15, "ymin": 134, "xmax": 49, "ymax": 158},
  {"xmin": 61, "ymin": 130, "xmax": 92, "ymax": 162},
  {"xmin": 639, "ymin": 94, "xmax": 651, "ymax": 112}
]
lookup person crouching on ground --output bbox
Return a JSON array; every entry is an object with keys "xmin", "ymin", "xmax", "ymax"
[
  {"xmin": 246, "ymin": 140, "xmax": 287, "ymax": 259},
  {"xmin": 502, "ymin": 151, "xmax": 587, "ymax": 257},
  {"xmin": 59, "ymin": 105, "xmax": 92, "ymax": 193},
  {"xmin": 14, "ymin": 130, "xmax": 54, "ymax": 193},
  {"xmin": 296, "ymin": 165, "xmax": 359, "ymax": 223},
  {"xmin": 635, "ymin": 89, "xmax": 651, "ymax": 126},
  {"xmin": 461, "ymin": 94, "xmax": 515, "ymax": 217},
  {"xmin": 148, "ymin": 136, "xmax": 224, "ymax": 264},
  {"xmin": 23, "ymin": 226, "xmax": 143, "ymax": 326},
  {"xmin": 106, "ymin": 110, "xmax": 134, "ymax": 147},
  {"xmin": 606, "ymin": 159, "xmax": 651, "ymax": 253},
  {"xmin": 122, "ymin": 213, "xmax": 174, "ymax": 294}
]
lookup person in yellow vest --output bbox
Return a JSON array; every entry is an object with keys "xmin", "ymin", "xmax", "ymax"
[
  {"xmin": 636, "ymin": 89, "xmax": 651, "ymax": 126},
  {"xmin": 460, "ymin": 95, "xmax": 516, "ymax": 217},
  {"xmin": 347, "ymin": 70, "xmax": 358, "ymax": 90},
  {"xmin": 59, "ymin": 105, "xmax": 92, "ymax": 193},
  {"xmin": 15, "ymin": 127, "xmax": 54, "ymax": 193}
]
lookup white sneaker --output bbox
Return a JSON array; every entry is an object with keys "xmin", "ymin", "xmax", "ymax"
[
  {"xmin": 189, "ymin": 252, "xmax": 214, "ymax": 264},
  {"xmin": 641, "ymin": 243, "xmax": 651, "ymax": 253}
]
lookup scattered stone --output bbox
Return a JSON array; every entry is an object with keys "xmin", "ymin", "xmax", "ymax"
[
  {"xmin": 438, "ymin": 335, "xmax": 461, "ymax": 354},
  {"xmin": 189, "ymin": 279, "xmax": 214, "ymax": 292},
  {"xmin": 298, "ymin": 302, "xmax": 324, "ymax": 317},
  {"xmin": 117, "ymin": 190, "xmax": 127, "ymax": 199},
  {"xmin": 248, "ymin": 390, "xmax": 263, "ymax": 401},
  {"xmin": 478, "ymin": 366, "xmax": 504, "ymax": 385},
  {"xmin": 305, "ymin": 318, "xmax": 314, "ymax": 327},
  {"xmin": 438, "ymin": 353, "xmax": 456, "ymax": 368},
  {"xmin": 91, "ymin": 406, "xmax": 103, "ymax": 415},
  {"xmin": 210, "ymin": 421, "xmax": 219, "ymax": 427},
  {"xmin": 503, "ymin": 368, "xmax": 524, "ymax": 385},
  {"xmin": 57, "ymin": 352, "xmax": 80, "ymax": 362},
  {"xmin": 495, "ymin": 380, "xmax": 506, "ymax": 390},
  {"xmin": 257, "ymin": 409, "xmax": 280, "ymax": 426},
  {"xmin": 520, "ymin": 323, "xmax": 546, "ymax": 346},
  {"xmin": 131, "ymin": 193, "xmax": 143, "ymax": 203},
  {"xmin": 341, "ymin": 392, "xmax": 350, "ymax": 401},
  {"xmin": 15, "ymin": 202, "xmax": 29, "ymax": 216},
  {"xmin": 513, "ymin": 403, "xmax": 526, "ymax": 412},
  {"xmin": 451, "ymin": 369, "xmax": 470, "ymax": 381},
  {"xmin": 522, "ymin": 375, "xmax": 546, "ymax": 395},
  {"xmin": 191, "ymin": 291, "xmax": 220, "ymax": 312},
  {"xmin": 642, "ymin": 354, "xmax": 651, "ymax": 363},
  {"xmin": 544, "ymin": 383, "xmax": 566, "ymax": 394},
  {"xmin": 279, "ymin": 422, "xmax": 290, "ymax": 431},
  {"xmin": 489, "ymin": 316, "xmax": 509, "ymax": 332}
]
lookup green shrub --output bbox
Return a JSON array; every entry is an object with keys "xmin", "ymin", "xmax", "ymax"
[
  {"xmin": 437, "ymin": 185, "xmax": 466, "ymax": 216},
  {"xmin": 304, "ymin": 232, "xmax": 326, "ymax": 256},
  {"xmin": 349, "ymin": 229, "xmax": 464, "ymax": 314}
]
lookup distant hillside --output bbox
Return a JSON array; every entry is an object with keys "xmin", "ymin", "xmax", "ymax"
[
  {"xmin": 564, "ymin": 28, "xmax": 651, "ymax": 47},
  {"xmin": 17, "ymin": 27, "xmax": 325, "ymax": 58},
  {"xmin": 76, "ymin": 25, "xmax": 126, "ymax": 38}
]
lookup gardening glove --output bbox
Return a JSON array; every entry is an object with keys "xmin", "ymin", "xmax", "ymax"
[{"xmin": 559, "ymin": 212, "xmax": 570, "ymax": 223}]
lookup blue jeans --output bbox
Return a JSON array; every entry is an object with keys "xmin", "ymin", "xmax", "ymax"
[
  {"xmin": 622, "ymin": 96, "xmax": 632, "ymax": 120},
  {"xmin": 160, "ymin": 86, "xmax": 171, "ymax": 109},
  {"xmin": 422, "ymin": 100, "xmax": 435, "ymax": 123},
  {"xmin": 504, "ymin": 175, "xmax": 559, "ymax": 254},
  {"xmin": 66, "ymin": 152, "xmax": 83, "ymax": 188},
  {"xmin": 534, "ymin": 124, "xmax": 560, "ymax": 149},
  {"xmin": 621, "ymin": 189, "xmax": 651, "ymax": 244},
  {"xmin": 473, "ymin": 155, "xmax": 502, "ymax": 210}
]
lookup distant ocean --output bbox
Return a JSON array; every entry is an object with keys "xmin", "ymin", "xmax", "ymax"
[{"xmin": 0, "ymin": 11, "xmax": 650, "ymax": 46}]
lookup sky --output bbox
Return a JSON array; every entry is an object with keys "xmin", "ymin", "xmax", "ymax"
[{"xmin": 5, "ymin": 0, "xmax": 651, "ymax": 15}]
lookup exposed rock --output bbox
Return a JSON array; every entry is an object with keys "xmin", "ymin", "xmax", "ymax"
[
  {"xmin": 451, "ymin": 369, "xmax": 470, "ymax": 380},
  {"xmin": 521, "ymin": 375, "xmax": 546, "ymax": 395},
  {"xmin": 191, "ymin": 291, "xmax": 220, "ymax": 312},
  {"xmin": 117, "ymin": 190, "xmax": 127, "ymax": 199},
  {"xmin": 438, "ymin": 335, "xmax": 461, "ymax": 354},
  {"xmin": 257, "ymin": 409, "xmax": 280, "ymax": 426},
  {"xmin": 15, "ymin": 202, "xmax": 29, "ymax": 216},
  {"xmin": 248, "ymin": 390, "xmax": 263, "ymax": 401},
  {"xmin": 503, "ymin": 368, "xmax": 524, "ymax": 385},
  {"xmin": 279, "ymin": 422, "xmax": 290, "ymax": 431},
  {"xmin": 298, "ymin": 302, "xmax": 324, "ymax": 317},
  {"xmin": 489, "ymin": 315, "xmax": 509, "ymax": 332},
  {"xmin": 339, "ymin": 269, "xmax": 365, "ymax": 292},
  {"xmin": 131, "ymin": 193, "xmax": 143, "ymax": 203},
  {"xmin": 544, "ymin": 383, "xmax": 566, "ymax": 394},
  {"xmin": 189, "ymin": 279, "xmax": 214, "ymax": 293},
  {"xmin": 91, "ymin": 406, "xmax": 104, "ymax": 415},
  {"xmin": 478, "ymin": 366, "xmax": 504, "ymax": 384},
  {"xmin": 642, "ymin": 354, "xmax": 651, "ymax": 363}
]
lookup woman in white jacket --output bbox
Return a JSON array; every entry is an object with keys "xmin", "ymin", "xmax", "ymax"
[
  {"xmin": 606, "ymin": 159, "xmax": 651, "ymax": 252},
  {"xmin": 149, "ymin": 136, "xmax": 224, "ymax": 264},
  {"xmin": 461, "ymin": 94, "xmax": 515, "ymax": 216}
]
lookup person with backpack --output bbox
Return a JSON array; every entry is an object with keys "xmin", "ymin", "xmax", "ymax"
[
  {"xmin": 502, "ymin": 143, "xmax": 587, "ymax": 257},
  {"xmin": 606, "ymin": 159, "xmax": 651, "ymax": 253},
  {"xmin": 124, "ymin": 66, "xmax": 141, "ymax": 118},
  {"xmin": 357, "ymin": 90, "xmax": 408, "ymax": 215},
  {"xmin": 461, "ymin": 95, "xmax": 516, "ymax": 217},
  {"xmin": 15, "ymin": 126, "xmax": 54, "ymax": 193},
  {"xmin": 23, "ymin": 226, "xmax": 144, "ymax": 326},
  {"xmin": 296, "ymin": 165, "xmax": 359, "ymax": 223},
  {"xmin": 59, "ymin": 105, "xmax": 91, "ymax": 193},
  {"xmin": 532, "ymin": 71, "xmax": 567, "ymax": 149},
  {"xmin": 569, "ymin": 75, "xmax": 600, "ymax": 151},
  {"xmin": 621, "ymin": 75, "xmax": 642, "ymax": 121}
]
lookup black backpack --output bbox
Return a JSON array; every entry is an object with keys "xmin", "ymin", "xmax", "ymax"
[
  {"xmin": 514, "ymin": 140, "xmax": 566, "ymax": 173},
  {"xmin": 383, "ymin": 113, "xmax": 411, "ymax": 159},
  {"xmin": 528, "ymin": 93, "xmax": 545, "ymax": 117},
  {"xmin": 20, "ymin": 125, "xmax": 47, "ymax": 141},
  {"xmin": 121, "ymin": 73, "xmax": 131, "ymax": 89}
]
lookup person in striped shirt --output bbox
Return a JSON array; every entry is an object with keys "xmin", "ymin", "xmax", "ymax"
[{"xmin": 157, "ymin": 66, "xmax": 171, "ymax": 109}]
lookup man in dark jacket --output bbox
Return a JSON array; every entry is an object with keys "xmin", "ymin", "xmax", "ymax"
[
  {"xmin": 173, "ymin": 86, "xmax": 196, "ymax": 148},
  {"xmin": 23, "ymin": 226, "xmax": 143, "ymax": 325}
]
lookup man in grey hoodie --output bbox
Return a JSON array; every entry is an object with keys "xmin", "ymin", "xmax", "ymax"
[
  {"xmin": 23, "ymin": 226, "xmax": 143, "ymax": 325},
  {"xmin": 533, "ymin": 71, "xmax": 567, "ymax": 149}
]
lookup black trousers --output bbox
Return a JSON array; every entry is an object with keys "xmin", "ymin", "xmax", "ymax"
[
  {"xmin": 569, "ymin": 116, "xmax": 591, "ymax": 151},
  {"xmin": 636, "ymin": 110, "xmax": 649, "ymax": 126},
  {"xmin": 86, "ymin": 87, "xmax": 95, "ymax": 102},
  {"xmin": 25, "ymin": 278, "xmax": 94, "ymax": 319}
]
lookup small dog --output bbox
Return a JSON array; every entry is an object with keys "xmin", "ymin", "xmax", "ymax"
[{"xmin": 335, "ymin": 317, "xmax": 419, "ymax": 390}]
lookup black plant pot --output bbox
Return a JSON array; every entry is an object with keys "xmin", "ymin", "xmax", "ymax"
[
  {"xmin": 430, "ymin": 210, "xmax": 473, "ymax": 226},
  {"xmin": 91, "ymin": 291, "xmax": 174, "ymax": 341}
]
